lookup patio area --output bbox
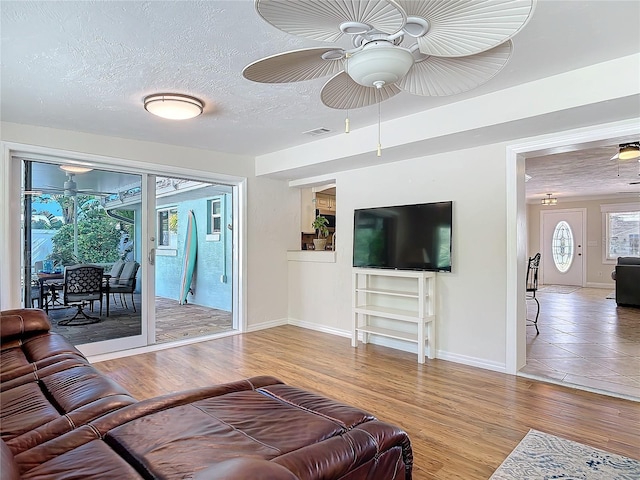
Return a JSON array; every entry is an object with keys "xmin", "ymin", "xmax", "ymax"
[{"xmin": 48, "ymin": 294, "xmax": 233, "ymax": 346}]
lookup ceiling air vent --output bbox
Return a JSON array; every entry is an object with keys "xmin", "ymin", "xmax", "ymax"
[{"xmin": 303, "ymin": 127, "xmax": 331, "ymax": 137}]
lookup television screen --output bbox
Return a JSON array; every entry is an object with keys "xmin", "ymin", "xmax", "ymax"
[{"xmin": 353, "ymin": 201, "xmax": 452, "ymax": 272}]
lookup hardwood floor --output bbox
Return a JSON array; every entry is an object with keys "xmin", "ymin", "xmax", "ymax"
[{"xmin": 93, "ymin": 325, "xmax": 640, "ymax": 480}]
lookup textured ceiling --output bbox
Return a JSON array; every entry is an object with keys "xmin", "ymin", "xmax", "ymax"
[{"xmin": 1, "ymin": 0, "xmax": 640, "ymax": 200}]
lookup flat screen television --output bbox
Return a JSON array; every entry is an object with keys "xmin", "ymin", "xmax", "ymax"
[{"xmin": 353, "ymin": 201, "xmax": 452, "ymax": 272}]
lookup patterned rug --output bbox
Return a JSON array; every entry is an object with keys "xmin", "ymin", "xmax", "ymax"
[
  {"xmin": 538, "ymin": 284, "xmax": 582, "ymax": 294},
  {"xmin": 490, "ymin": 430, "xmax": 640, "ymax": 479}
]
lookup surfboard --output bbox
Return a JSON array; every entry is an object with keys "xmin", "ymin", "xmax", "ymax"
[{"xmin": 179, "ymin": 210, "xmax": 197, "ymax": 305}]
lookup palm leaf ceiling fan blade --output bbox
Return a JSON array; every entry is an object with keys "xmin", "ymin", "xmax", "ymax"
[
  {"xmin": 397, "ymin": 0, "xmax": 536, "ymax": 57},
  {"xmin": 397, "ymin": 41, "xmax": 512, "ymax": 96},
  {"xmin": 243, "ymin": 48, "xmax": 345, "ymax": 83},
  {"xmin": 255, "ymin": 0, "xmax": 407, "ymax": 42},
  {"xmin": 321, "ymin": 71, "xmax": 400, "ymax": 110}
]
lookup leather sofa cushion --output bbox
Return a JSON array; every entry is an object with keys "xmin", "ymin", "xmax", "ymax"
[
  {"xmin": 194, "ymin": 458, "xmax": 300, "ymax": 479},
  {"xmin": 1, "ymin": 439, "xmax": 21, "ymax": 480},
  {"xmin": 2, "ymin": 364, "xmax": 136, "ymax": 453},
  {"xmin": 103, "ymin": 385, "xmax": 395, "ymax": 479},
  {"xmin": 21, "ymin": 440, "xmax": 143, "ymax": 479},
  {"xmin": 1, "ymin": 334, "xmax": 86, "ymax": 382},
  {"xmin": 0, "ymin": 309, "xmax": 51, "ymax": 345}
]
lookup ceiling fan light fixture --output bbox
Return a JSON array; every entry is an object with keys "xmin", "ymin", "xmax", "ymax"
[
  {"xmin": 144, "ymin": 94, "xmax": 204, "ymax": 120},
  {"xmin": 347, "ymin": 42, "xmax": 414, "ymax": 88},
  {"xmin": 59, "ymin": 165, "xmax": 93, "ymax": 174},
  {"xmin": 618, "ymin": 142, "xmax": 640, "ymax": 161},
  {"xmin": 541, "ymin": 193, "xmax": 558, "ymax": 206}
]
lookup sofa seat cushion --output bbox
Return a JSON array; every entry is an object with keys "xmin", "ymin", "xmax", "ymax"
[
  {"xmin": 21, "ymin": 440, "xmax": 143, "ymax": 479},
  {"xmin": 104, "ymin": 385, "xmax": 404, "ymax": 479},
  {"xmin": 2, "ymin": 364, "xmax": 136, "ymax": 454}
]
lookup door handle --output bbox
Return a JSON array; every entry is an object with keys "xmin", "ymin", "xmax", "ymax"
[{"xmin": 148, "ymin": 248, "xmax": 155, "ymax": 265}]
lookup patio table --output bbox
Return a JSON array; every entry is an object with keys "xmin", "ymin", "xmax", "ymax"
[{"xmin": 38, "ymin": 272, "xmax": 111, "ymax": 316}]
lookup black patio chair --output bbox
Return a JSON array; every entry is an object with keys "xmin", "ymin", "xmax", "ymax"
[{"xmin": 59, "ymin": 264, "xmax": 104, "ymax": 326}]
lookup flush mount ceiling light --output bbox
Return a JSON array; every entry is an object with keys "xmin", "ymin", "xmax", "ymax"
[
  {"xmin": 618, "ymin": 142, "xmax": 640, "ymax": 161},
  {"xmin": 143, "ymin": 94, "xmax": 204, "ymax": 120},
  {"xmin": 541, "ymin": 193, "xmax": 558, "ymax": 206},
  {"xmin": 59, "ymin": 165, "xmax": 93, "ymax": 174}
]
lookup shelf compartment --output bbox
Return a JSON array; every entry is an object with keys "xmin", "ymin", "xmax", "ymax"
[{"xmin": 356, "ymin": 325, "xmax": 421, "ymax": 343}]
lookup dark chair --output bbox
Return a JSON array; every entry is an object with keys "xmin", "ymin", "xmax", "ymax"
[
  {"xmin": 59, "ymin": 264, "xmax": 104, "ymax": 326},
  {"xmin": 526, "ymin": 252, "xmax": 541, "ymax": 334},
  {"xmin": 110, "ymin": 261, "xmax": 140, "ymax": 312}
]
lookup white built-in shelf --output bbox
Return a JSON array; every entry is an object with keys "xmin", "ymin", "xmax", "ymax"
[{"xmin": 352, "ymin": 268, "xmax": 436, "ymax": 364}]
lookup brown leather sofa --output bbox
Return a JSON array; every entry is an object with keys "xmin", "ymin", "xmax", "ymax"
[{"xmin": 1, "ymin": 309, "xmax": 413, "ymax": 479}]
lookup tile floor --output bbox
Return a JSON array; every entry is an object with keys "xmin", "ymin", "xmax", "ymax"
[{"xmin": 521, "ymin": 285, "xmax": 640, "ymax": 400}]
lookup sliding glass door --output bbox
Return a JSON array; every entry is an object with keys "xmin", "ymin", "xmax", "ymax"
[
  {"xmin": 22, "ymin": 159, "xmax": 148, "ymax": 354},
  {"xmin": 17, "ymin": 157, "xmax": 240, "ymax": 357},
  {"xmin": 152, "ymin": 175, "xmax": 235, "ymax": 345}
]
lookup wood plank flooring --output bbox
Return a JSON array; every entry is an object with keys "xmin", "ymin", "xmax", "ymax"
[{"xmin": 93, "ymin": 325, "xmax": 640, "ymax": 480}]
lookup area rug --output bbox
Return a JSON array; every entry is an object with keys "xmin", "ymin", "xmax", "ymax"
[
  {"xmin": 606, "ymin": 290, "xmax": 616, "ymax": 300},
  {"xmin": 490, "ymin": 430, "xmax": 640, "ymax": 479},
  {"xmin": 538, "ymin": 285, "xmax": 581, "ymax": 294}
]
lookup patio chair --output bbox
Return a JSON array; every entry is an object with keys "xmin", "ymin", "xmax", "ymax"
[
  {"xmin": 59, "ymin": 264, "xmax": 104, "ymax": 326},
  {"xmin": 110, "ymin": 261, "xmax": 140, "ymax": 312},
  {"xmin": 526, "ymin": 252, "xmax": 541, "ymax": 334}
]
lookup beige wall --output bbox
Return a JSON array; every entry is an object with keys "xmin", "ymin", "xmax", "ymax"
[
  {"xmin": 0, "ymin": 122, "xmax": 298, "ymax": 330},
  {"xmin": 527, "ymin": 197, "xmax": 635, "ymax": 287}
]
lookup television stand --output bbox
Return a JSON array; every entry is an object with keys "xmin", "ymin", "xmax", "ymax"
[{"xmin": 352, "ymin": 268, "xmax": 436, "ymax": 364}]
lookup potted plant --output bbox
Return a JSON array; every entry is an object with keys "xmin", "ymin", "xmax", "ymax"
[{"xmin": 312, "ymin": 215, "xmax": 330, "ymax": 251}]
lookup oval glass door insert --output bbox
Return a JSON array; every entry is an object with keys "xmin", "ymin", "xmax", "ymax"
[{"xmin": 552, "ymin": 220, "xmax": 574, "ymax": 273}]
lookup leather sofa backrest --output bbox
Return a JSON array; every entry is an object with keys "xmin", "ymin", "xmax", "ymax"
[{"xmin": 1, "ymin": 309, "xmax": 51, "ymax": 346}]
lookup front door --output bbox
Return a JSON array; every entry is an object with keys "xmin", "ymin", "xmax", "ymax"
[{"xmin": 541, "ymin": 209, "xmax": 585, "ymax": 286}]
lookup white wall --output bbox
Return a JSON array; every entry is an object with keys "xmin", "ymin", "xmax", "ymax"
[
  {"xmin": 0, "ymin": 122, "xmax": 297, "ymax": 330},
  {"xmin": 288, "ymin": 142, "xmax": 511, "ymax": 370}
]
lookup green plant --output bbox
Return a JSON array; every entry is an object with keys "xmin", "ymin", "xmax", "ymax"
[{"xmin": 312, "ymin": 215, "xmax": 330, "ymax": 238}]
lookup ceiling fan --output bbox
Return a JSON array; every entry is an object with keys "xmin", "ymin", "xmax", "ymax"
[
  {"xmin": 243, "ymin": 0, "xmax": 537, "ymax": 110},
  {"xmin": 34, "ymin": 173, "xmax": 114, "ymax": 197}
]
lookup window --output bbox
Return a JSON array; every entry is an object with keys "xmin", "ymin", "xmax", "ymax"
[
  {"xmin": 206, "ymin": 197, "xmax": 223, "ymax": 241},
  {"xmin": 210, "ymin": 199, "xmax": 221, "ymax": 234},
  {"xmin": 601, "ymin": 203, "xmax": 640, "ymax": 262},
  {"xmin": 552, "ymin": 221, "xmax": 574, "ymax": 273},
  {"xmin": 158, "ymin": 207, "xmax": 178, "ymax": 248}
]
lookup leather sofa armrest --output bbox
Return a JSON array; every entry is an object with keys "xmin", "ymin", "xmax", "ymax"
[
  {"xmin": 193, "ymin": 458, "xmax": 300, "ymax": 480},
  {"xmin": 1, "ymin": 309, "xmax": 51, "ymax": 344}
]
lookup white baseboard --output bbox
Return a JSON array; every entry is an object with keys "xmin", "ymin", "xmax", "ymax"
[
  {"xmin": 436, "ymin": 351, "xmax": 506, "ymax": 374},
  {"xmin": 246, "ymin": 318, "xmax": 288, "ymax": 332},
  {"xmin": 585, "ymin": 282, "xmax": 614, "ymax": 289},
  {"xmin": 287, "ymin": 317, "xmax": 351, "ymax": 338}
]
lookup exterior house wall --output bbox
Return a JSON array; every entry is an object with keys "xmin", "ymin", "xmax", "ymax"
[{"xmin": 155, "ymin": 194, "xmax": 233, "ymax": 310}]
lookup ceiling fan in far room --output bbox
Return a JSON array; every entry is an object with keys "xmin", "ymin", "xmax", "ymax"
[
  {"xmin": 32, "ymin": 173, "xmax": 115, "ymax": 198},
  {"xmin": 243, "ymin": 0, "xmax": 537, "ymax": 110}
]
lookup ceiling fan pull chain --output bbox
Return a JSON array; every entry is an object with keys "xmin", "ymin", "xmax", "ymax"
[
  {"xmin": 345, "ymin": 55, "xmax": 350, "ymax": 134},
  {"xmin": 377, "ymin": 100, "xmax": 382, "ymax": 157}
]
